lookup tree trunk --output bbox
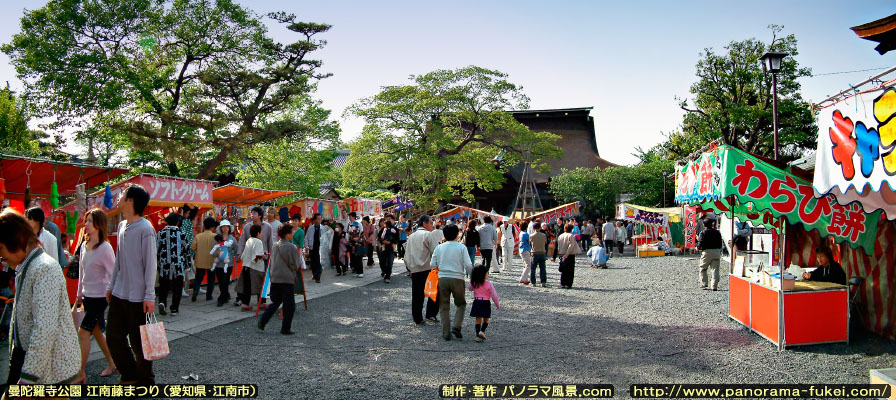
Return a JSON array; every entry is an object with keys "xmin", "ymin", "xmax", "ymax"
[
  {"xmin": 196, "ymin": 146, "xmax": 233, "ymax": 180},
  {"xmin": 167, "ymin": 162, "xmax": 179, "ymax": 177}
]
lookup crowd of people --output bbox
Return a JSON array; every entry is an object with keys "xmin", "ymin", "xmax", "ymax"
[{"xmin": 0, "ymin": 182, "xmax": 641, "ymax": 389}]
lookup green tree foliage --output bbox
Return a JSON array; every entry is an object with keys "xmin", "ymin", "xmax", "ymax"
[
  {"xmin": 665, "ymin": 26, "xmax": 815, "ymax": 161},
  {"xmin": 335, "ymin": 187, "xmax": 396, "ymax": 202},
  {"xmin": 550, "ymin": 150, "xmax": 675, "ymax": 218},
  {"xmin": 0, "ymin": 86, "xmax": 37, "ymax": 154},
  {"xmin": 235, "ymin": 97, "xmax": 341, "ymax": 199},
  {"xmin": 0, "ymin": 85, "xmax": 64, "ymax": 158},
  {"xmin": 343, "ymin": 66, "xmax": 562, "ymax": 211},
  {"xmin": 4, "ymin": 0, "xmax": 333, "ymax": 178}
]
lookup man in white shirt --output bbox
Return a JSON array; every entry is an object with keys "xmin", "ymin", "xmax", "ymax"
[
  {"xmin": 25, "ymin": 207, "xmax": 59, "ymax": 264},
  {"xmin": 602, "ymin": 219, "xmax": 617, "ymax": 257},
  {"xmin": 499, "ymin": 221, "xmax": 517, "ymax": 272},
  {"xmin": 405, "ymin": 215, "xmax": 445, "ymax": 325},
  {"xmin": 266, "ymin": 207, "xmax": 282, "ymax": 245}
]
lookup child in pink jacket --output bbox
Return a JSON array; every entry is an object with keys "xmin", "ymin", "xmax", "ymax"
[{"xmin": 468, "ymin": 264, "xmax": 500, "ymax": 342}]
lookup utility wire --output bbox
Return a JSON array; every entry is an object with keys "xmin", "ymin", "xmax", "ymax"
[{"xmin": 810, "ymin": 67, "xmax": 892, "ymax": 77}]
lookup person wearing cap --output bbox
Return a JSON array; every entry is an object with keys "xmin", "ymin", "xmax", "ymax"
[
  {"xmin": 214, "ymin": 218, "xmax": 237, "ymax": 306},
  {"xmin": 697, "ymin": 218, "xmax": 724, "ymax": 291}
]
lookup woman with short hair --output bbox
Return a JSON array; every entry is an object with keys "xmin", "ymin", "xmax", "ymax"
[
  {"xmin": 76, "ymin": 208, "xmax": 118, "ymax": 380},
  {"xmin": 0, "ymin": 209, "xmax": 80, "ymax": 386}
]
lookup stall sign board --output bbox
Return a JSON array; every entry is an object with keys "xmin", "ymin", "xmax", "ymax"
[
  {"xmin": 678, "ymin": 146, "xmax": 881, "ymax": 254},
  {"xmin": 618, "ymin": 203, "xmax": 669, "ymax": 227},
  {"xmin": 529, "ymin": 202, "xmax": 580, "ymax": 224},
  {"xmin": 684, "ymin": 205, "xmax": 698, "ymax": 249},
  {"xmin": 343, "ymin": 198, "xmax": 382, "ymax": 218}
]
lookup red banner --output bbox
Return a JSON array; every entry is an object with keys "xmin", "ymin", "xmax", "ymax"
[
  {"xmin": 529, "ymin": 202, "xmax": 580, "ymax": 225},
  {"xmin": 684, "ymin": 205, "xmax": 698, "ymax": 249},
  {"xmin": 136, "ymin": 175, "xmax": 214, "ymax": 206}
]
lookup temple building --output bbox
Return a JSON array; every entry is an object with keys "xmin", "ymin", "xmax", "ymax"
[{"xmin": 450, "ymin": 106, "xmax": 617, "ymax": 215}]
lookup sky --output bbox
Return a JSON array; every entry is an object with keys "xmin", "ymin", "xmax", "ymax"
[{"xmin": 1, "ymin": 0, "xmax": 895, "ymax": 165}]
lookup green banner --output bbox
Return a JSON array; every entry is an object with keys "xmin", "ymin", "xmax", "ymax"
[{"xmin": 678, "ymin": 145, "xmax": 881, "ymax": 254}]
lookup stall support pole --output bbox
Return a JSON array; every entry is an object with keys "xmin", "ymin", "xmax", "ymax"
[
  {"xmin": 777, "ymin": 217, "xmax": 786, "ymax": 351},
  {"xmin": 729, "ymin": 196, "xmax": 736, "ymax": 274}
]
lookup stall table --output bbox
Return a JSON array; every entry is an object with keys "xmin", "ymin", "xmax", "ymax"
[{"xmin": 729, "ymin": 275, "xmax": 848, "ymax": 348}]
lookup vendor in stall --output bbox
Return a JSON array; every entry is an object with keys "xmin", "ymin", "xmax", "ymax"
[{"xmin": 801, "ymin": 246, "xmax": 846, "ymax": 285}]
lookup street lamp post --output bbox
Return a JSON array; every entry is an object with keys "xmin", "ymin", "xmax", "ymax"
[{"xmin": 760, "ymin": 51, "xmax": 787, "ymax": 160}]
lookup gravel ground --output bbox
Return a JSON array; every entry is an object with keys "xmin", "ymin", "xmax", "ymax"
[{"xmin": 82, "ymin": 253, "xmax": 896, "ymax": 399}]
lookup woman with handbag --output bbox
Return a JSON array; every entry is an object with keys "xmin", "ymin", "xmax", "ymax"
[
  {"xmin": 0, "ymin": 209, "xmax": 80, "ymax": 389},
  {"xmin": 75, "ymin": 208, "xmax": 118, "ymax": 380}
]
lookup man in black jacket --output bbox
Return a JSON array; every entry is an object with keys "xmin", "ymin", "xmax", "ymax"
[{"xmin": 698, "ymin": 219, "xmax": 724, "ymax": 291}]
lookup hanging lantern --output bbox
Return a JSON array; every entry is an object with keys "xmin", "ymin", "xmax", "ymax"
[
  {"xmin": 103, "ymin": 185, "xmax": 114, "ymax": 209},
  {"xmin": 75, "ymin": 183, "xmax": 87, "ymax": 213},
  {"xmin": 50, "ymin": 181, "xmax": 59, "ymax": 209},
  {"xmin": 66, "ymin": 211, "xmax": 78, "ymax": 234}
]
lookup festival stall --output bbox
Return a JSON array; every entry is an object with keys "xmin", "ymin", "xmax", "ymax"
[
  {"xmin": 342, "ymin": 197, "xmax": 383, "ymax": 219},
  {"xmin": 381, "ymin": 196, "xmax": 414, "ymax": 215},
  {"xmin": 278, "ymin": 197, "xmax": 344, "ymax": 223},
  {"xmin": 1, "ymin": 155, "xmax": 129, "ymax": 304},
  {"xmin": 59, "ymin": 173, "xmax": 216, "ymax": 303},
  {"xmin": 62, "ymin": 173, "xmax": 216, "ymax": 229},
  {"xmin": 525, "ymin": 202, "xmax": 580, "ymax": 225},
  {"xmin": 812, "ymin": 84, "xmax": 896, "ymax": 340},
  {"xmin": 676, "ymin": 144, "xmax": 884, "ymax": 349},
  {"xmin": 212, "ymin": 184, "xmax": 305, "ymax": 311},
  {"xmin": 212, "ymin": 184, "xmax": 295, "ymax": 225},
  {"xmin": 439, "ymin": 204, "xmax": 508, "ymax": 223},
  {"xmin": 616, "ymin": 203, "xmax": 684, "ymax": 249},
  {"xmin": 0, "ymin": 154, "xmax": 128, "ymax": 231}
]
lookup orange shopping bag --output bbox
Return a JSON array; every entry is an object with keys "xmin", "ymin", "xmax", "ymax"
[
  {"xmin": 140, "ymin": 313, "xmax": 169, "ymax": 361},
  {"xmin": 423, "ymin": 268, "xmax": 438, "ymax": 302}
]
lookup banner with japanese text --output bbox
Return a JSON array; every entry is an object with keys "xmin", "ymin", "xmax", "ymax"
[
  {"xmin": 675, "ymin": 147, "xmax": 726, "ymax": 204},
  {"xmin": 134, "ymin": 175, "xmax": 215, "ymax": 208},
  {"xmin": 342, "ymin": 197, "xmax": 382, "ymax": 218},
  {"xmin": 528, "ymin": 202, "xmax": 580, "ymax": 224},
  {"xmin": 681, "ymin": 145, "xmax": 882, "ymax": 254},
  {"xmin": 684, "ymin": 205, "xmax": 698, "ymax": 249},
  {"xmin": 61, "ymin": 174, "xmax": 215, "ymax": 212},
  {"xmin": 815, "ymin": 88, "xmax": 896, "ymax": 220},
  {"xmin": 438, "ymin": 206, "xmax": 507, "ymax": 223},
  {"xmin": 617, "ymin": 203, "xmax": 669, "ymax": 227}
]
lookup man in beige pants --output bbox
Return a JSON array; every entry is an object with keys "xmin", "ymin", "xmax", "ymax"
[
  {"xmin": 697, "ymin": 219, "xmax": 724, "ymax": 291},
  {"xmin": 431, "ymin": 225, "xmax": 474, "ymax": 340}
]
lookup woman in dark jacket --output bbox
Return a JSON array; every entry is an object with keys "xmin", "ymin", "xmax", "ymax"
[
  {"xmin": 802, "ymin": 246, "xmax": 846, "ymax": 285},
  {"xmin": 463, "ymin": 220, "xmax": 480, "ymax": 266}
]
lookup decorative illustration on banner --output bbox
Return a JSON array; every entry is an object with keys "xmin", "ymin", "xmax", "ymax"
[{"xmin": 815, "ymin": 87, "xmax": 896, "ymax": 219}]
